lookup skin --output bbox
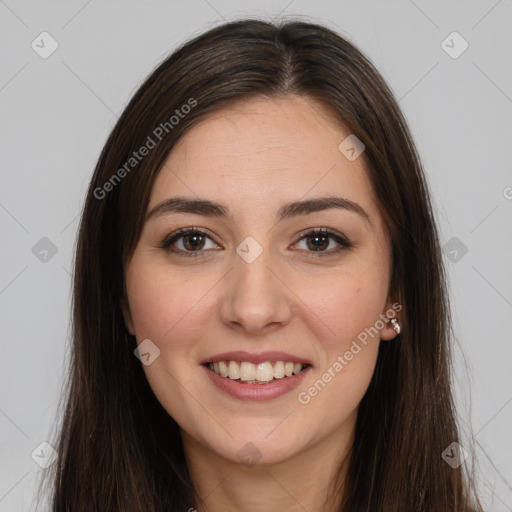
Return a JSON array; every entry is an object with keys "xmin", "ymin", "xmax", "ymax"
[{"xmin": 122, "ymin": 94, "xmax": 400, "ymax": 512}]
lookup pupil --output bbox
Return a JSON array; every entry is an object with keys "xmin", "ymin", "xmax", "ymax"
[
  {"xmin": 308, "ymin": 235, "xmax": 328, "ymax": 251},
  {"xmin": 185, "ymin": 234, "xmax": 204, "ymax": 250}
]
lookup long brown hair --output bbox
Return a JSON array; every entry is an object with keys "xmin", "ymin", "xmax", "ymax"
[{"xmin": 38, "ymin": 18, "xmax": 483, "ymax": 511}]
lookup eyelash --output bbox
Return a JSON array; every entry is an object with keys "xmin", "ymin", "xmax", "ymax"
[{"xmin": 158, "ymin": 226, "xmax": 352, "ymax": 258}]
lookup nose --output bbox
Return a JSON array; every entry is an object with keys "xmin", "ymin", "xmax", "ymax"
[{"xmin": 219, "ymin": 248, "xmax": 292, "ymax": 335}]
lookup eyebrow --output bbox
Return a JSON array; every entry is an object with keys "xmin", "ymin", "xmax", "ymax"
[{"xmin": 146, "ymin": 196, "xmax": 372, "ymax": 226}]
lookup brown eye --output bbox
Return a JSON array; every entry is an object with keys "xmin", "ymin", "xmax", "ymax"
[
  {"xmin": 159, "ymin": 228, "xmax": 219, "ymax": 257},
  {"xmin": 305, "ymin": 233, "xmax": 330, "ymax": 251},
  {"xmin": 294, "ymin": 228, "xmax": 352, "ymax": 257},
  {"xmin": 181, "ymin": 232, "xmax": 206, "ymax": 251}
]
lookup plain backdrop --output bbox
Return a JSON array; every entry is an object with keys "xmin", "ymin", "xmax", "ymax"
[{"xmin": 1, "ymin": 1, "xmax": 511, "ymax": 510}]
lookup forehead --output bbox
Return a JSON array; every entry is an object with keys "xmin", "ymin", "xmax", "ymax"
[{"xmin": 149, "ymin": 95, "xmax": 380, "ymax": 225}]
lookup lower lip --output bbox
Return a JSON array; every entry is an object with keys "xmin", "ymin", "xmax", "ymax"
[{"xmin": 203, "ymin": 365, "xmax": 311, "ymax": 402}]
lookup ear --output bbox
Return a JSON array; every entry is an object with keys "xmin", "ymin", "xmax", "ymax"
[
  {"xmin": 121, "ymin": 297, "xmax": 135, "ymax": 336},
  {"xmin": 380, "ymin": 298, "xmax": 402, "ymax": 341}
]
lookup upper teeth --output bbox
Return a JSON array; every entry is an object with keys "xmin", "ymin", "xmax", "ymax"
[{"xmin": 208, "ymin": 360, "xmax": 306, "ymax": 382}]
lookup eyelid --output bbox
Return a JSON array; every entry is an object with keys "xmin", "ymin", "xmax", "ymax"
[
  {"xmin": 291, "ymin": 227, "xmax": 352, "ymax": 256},
  {"xmin": 293, "ymin": 226, "xmax": 349, "ymax": 243},
  {"xmin": 159, "ymin": 226, "xmax": 220, "ymax": 250}
]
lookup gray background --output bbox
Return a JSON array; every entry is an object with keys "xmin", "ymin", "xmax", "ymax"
[{"xmin": 1, "ymin": 0, "xmax": 511, "ymax": 510}]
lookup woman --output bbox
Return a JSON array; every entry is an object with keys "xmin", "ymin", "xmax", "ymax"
[{"xmin": 39, "ymin": 19, "xmax": 483, "ymax": 511}]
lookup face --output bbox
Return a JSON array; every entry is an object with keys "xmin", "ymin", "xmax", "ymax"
[{"xmin": 123, "ymin": 94, "xmax": 399, "ymax": 467}]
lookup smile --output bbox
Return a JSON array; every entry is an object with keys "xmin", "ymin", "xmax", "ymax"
[
  {"xmin": 206, "ymin": 360, "xmax": 310, "ymax": 384},
  {"xmin": 202, "ymin": 359, "xmax": 312, "ymax": 402}
]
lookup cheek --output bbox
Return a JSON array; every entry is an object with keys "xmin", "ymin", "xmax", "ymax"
[
  {"xmin": 295, "ymin": 280, "xmax": 383, "ymax": 414},
  {"xmin": 125, "ymin": 263, "xmax": 211, "ymax": 415},
  {"xmin": 291, "ymin": 267, "xmax": 387, "ymax": 411},
  {"xmin": 295, "ymin": 268, "xmax": 388, "ymax": 347},
  {"xmin": 125, "ymin": 260, "xmax": 213, "ymax": 345}
]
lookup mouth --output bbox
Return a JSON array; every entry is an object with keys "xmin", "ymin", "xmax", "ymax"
[
  {"xmin": 204, "ymin": 360, "xmax": 311, "ymax": 384},
  {"xmin": 200, "ymin": 351, "xmax": 313, "ymax": 401}
]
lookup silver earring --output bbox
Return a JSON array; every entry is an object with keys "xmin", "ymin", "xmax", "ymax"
[{"xmin": 391, "ymin": 318, "xmax": 401, "ymax": 335}]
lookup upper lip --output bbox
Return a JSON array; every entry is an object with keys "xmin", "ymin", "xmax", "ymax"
[{"xmin": 200, "ymin": 351, "xmax": 312, "ymax": 366}]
